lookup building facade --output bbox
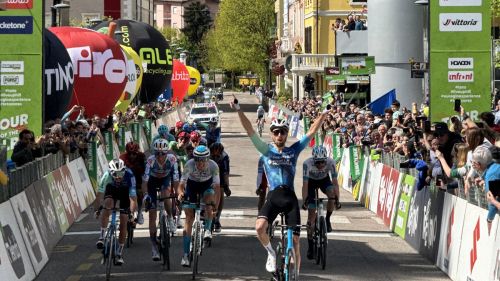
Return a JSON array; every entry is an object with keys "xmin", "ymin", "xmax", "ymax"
[{"xmin": 154, "ymin": 0, "xmax": 219, "ymax": 29}]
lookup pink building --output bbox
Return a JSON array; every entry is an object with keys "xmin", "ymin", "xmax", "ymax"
[{"xmin": 155, "ymin": 0, "xmax": 220, "ymax": 29}]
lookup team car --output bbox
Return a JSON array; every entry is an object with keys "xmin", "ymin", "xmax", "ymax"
[{"xmin": 187, "ymin": 103, "xmax": 222, "ymax": 129}]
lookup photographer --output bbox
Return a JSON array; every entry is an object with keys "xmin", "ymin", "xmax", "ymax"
[{"xmin": 11, "ymin": 129, "xmax": 43, "ymax": 167}]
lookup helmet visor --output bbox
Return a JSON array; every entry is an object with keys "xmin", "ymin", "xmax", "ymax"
[{"xmin": 111, "ymin": 170, "xmax": 126, "ymax": 179}]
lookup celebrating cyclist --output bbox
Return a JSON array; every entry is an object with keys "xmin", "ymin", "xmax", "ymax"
[
  {"xmin": 302, "ymin": 145, "xmax": 340, "ymax": 260},
  {"xmin": 230, "ymin": 95, "xmax": 328, "ymax": 274},
  {"xmin": 209, "ymin": 142, "xmax": 230, "ymax": 232},
  {"xmin": 120, "ymin": 141, "xmax": 146, "ymax": 224},
  {"xmin": 94, "ymin": 159, "xmax": 137, "ymax": 265},
  {"xmin": 142, "ymin": 138, "xmax": 179, "ymax": 261},
  {"xmin": 177, "ymin": 145, "xmax": 220, "ymax": 267}
]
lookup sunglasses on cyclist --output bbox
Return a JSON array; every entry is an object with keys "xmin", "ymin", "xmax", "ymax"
[
  {"xmin": 155, "ymin": 151, "xmax": 167, "ymax": 156},
  {"xmin": 314, "ymin": 160, "xmax": 326, "ymax": 166},
  {"xmin": 111, "ymin": 170, "xmax": 126, "ymax": 178},
  {"xmin": 194, "ymin": 157, "xmax": 208, "ymax": 163},
  {"xmin": 272, "ymin": 129, "xmax": 288, "ymax": 136}
]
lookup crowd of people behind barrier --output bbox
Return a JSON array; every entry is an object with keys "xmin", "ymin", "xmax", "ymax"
[
  {"xmin": 278, "ymin": 94, "xmax": 500, "ymax": 226},
  {"xmin": 9, "ymin": 101, "xmax": 176, "ymax": 169}
]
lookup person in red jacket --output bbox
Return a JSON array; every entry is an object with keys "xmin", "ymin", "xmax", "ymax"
[{"xmin": 120, "ymin": 141, "xmax": 146, "ymax": 224}]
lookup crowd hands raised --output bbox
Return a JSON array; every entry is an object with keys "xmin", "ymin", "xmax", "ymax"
[
  {"xmin": 10, "ymin": 101, "xmax": 176, "ymax": 168},
  {"xmin": 281, "ymin": 93, "xmax": 500, "ymax": 227}
]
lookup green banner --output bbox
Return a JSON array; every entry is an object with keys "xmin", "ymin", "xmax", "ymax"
[
  {"xmin": 394, "ymin": 174, "xmax": 416, "ymax": 239},
  {"xmin": 332, "ymin": 133, "xmax": 342, "ymax": 162},
  {"xmin": 350, "ymin": 146, "xmax": 364, "ymax": 200},
  {"xmin": 303, "ymin": 117, "xmax": 310, "ymax": 132},
  {"xmin": 103, "ymin": 131, "xmax": 113, "ymax": 161},
  {"xmin": 143, "ymin": 119, "xmax": 152, "ymax": 145},
  {"xmin": 0, "ymin": 1, "xmax": 43, "ymax": 156},
  {"xmin": 131, "ymin": 122, "xmax": 140, "ymax": 142},
  {"xmin": 340, "ymin": 56, "xmax": 375, "ymax": 75},
  {"xmin": 118, "ymin": 126, "xmax": 126, "ymax": 152},
  {"xmin": 87, "ymin": 141, "xmax": 98, "ymax": 190},
  {"xmin": 429, "ymin": 0, "xmax": 491, "ymax": 122}
]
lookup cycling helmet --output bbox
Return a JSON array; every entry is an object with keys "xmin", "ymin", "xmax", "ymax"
[
  {"xmin": 125, "ymin": 141, "xmax": 140, "ymax": 153},
  {"xmin": 209, "ymin": 117, "xmax": 218, "ymax": 124},
  {"xmin": 175, "ymin": 121, "xmax": 184, "ymax": 129},
  {"xmin": 178, "ymin": 131, "xmax": 189, "ymax": 140},
  {"xmin": 158, "ymin": 124, "xmax": 168, "ymax": 135},
  {"xmin": 108, "ymin": 159, "xmax": 126, "ymax": 178},
  {"xmin": 270, "ymin": 118, "xmax": 289, "ymax": 132},
  {"xmin": 153, "ymin": 138, "xmax": 169, "ymax": 152},
  {"xmin": 312, "ymin": 146, "xmax": 328, "ymax": 161},
  {"xmin": 209, "ymin": 142, "xmax": 224, "ymax": 154},
  {"xmin": 258, "ymin": 105, "xmax": 263, "ymax": 110},
  {"xmin": 190, "ymin": 131, "xmax": 201, "ymax": 142},
  {"xmin": 193, "ymin": 145, "xmax": 210, "ymax": 161},
  {"xmin": 182, "ymin": 123, "xmax": 192, "ymax": 133}
]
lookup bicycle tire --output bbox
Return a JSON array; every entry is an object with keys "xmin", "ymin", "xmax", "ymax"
[
  {"xmin": 275, "ymin": 243, "xmax": 284, "ymax": 281},
  {"xmin": 192, "ymin": 221, "xmax": 201, "ymax": 280},
  {"xmin": 105, "ymin": 229, "xmax": 114, "ymax": 281},
  {"xmin": 126, "ymin": 221, "xmax": 133, "ymax": 248},
  {"xmin": 160, "ymin": 215, "xmax": 171, "ymax": 270},
  {"xmin": 285, "ymin": 248, "xmax": 298, "ymax": 281},
  {"xmin": 319, "ymin": 216, "xmax": 327, "ymax": 270},
  {"xmin": 315, "ymin": 222, "xmax": 321, "ymax": 265}
]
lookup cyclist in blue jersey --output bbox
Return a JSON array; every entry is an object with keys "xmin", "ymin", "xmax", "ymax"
[
  {"xmin": 142, "ymin": 139, "xmax": 179, "ymax": 261},
  {"xmin": 177, "ymin": 145, "xmax": 220, "ymax": 267},
  {"xmin": 210, "ymin": 142, "xmax": 231, "ymax": 232},
  {"xmin": 195, "ymin": 117, "xmax": 221, "ymax": 147},
  {"xmin": 152, "ymin": 124, "xmax": 176, "ymax": 146},
  {"xmin": 256, "ymin": 155, "xmax": 269, "ymax": 211},
  {"xmin": 230, "ymin": 95, "xmax": 329, "ymax": 274},
  {"xmin": 94, "ymin": 159, "xmax": 137, "ymax": 265}
]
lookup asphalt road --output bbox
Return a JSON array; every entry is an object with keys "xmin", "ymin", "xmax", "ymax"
[{"xmin": 35, "ymin": 92, "xmax": 450, "ymax": 281}]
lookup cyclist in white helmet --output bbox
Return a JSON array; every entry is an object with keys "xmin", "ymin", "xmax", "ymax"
[
  {"xmin": 94, "ymin": 159, "xmax": 137, "ymax": 265},
  {"xmin": 256, "ymin": 105, "xmax": 266, "ymax": 128},
  {"xmin": 142, "ymin": 138, "xmax": 179, "ymax": 261},
  {"xmin": 302, "ymin": 145, "xmax": 340, "ymax": 259}
]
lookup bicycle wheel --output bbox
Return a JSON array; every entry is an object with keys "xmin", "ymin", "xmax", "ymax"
[
  {"xmin": 319, "ymin": 216, "xmax": 327, "ymax": 270},
  {"xmin": 285, "ymin": 248, "xmax": 298, "ymax": 281},
  {"xmin": 105, "ymin": 230, "xmax": 114, "ymax": 281},
  {"xmin": 126, "ymin": 220, "xmax": 133, "ymax": 248},
  {"xmin": 160, "ymin": 215, "xmax": 171, "ymax": 270},
  {"xmin": 275, "ymin": 243, "xmax": 284, "ymax": 281},
  {"xmin": 314, "ymin": 222, "xmax": 321, "ymax": 265},
  {"xmin": 192, "ymin": 221, "xmax": 201, "ymax": 280}
]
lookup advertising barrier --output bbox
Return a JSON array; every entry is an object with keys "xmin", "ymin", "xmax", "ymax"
[{"xmin": 394, "ymin": 174, "xmax": 416, "ymax": 239}]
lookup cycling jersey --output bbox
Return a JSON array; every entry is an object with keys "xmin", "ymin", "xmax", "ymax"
[
  {"xmin": 168, "ymin": 141, "xmax": 188, "ymax": 166},
  {"xmin": 212, "ymin": 152, "xmax": 229, "ymax": 185},
  {"xmin": 302, "ymin": 157, "xmax": 337, "ymax": 181},
  {"xmin": 250, "ymin": 134, "xmax": 310, "ymax": 191},
  {"xmin": 98, "ymin": 169, "xmax": 137, "ymax": 197},
  {"xmin": 181, "ymin": 159, "xmax": 220, "ymax": 185},
  {"xmin": 143, "ymin": 154, "xmax": 179, "ymax": 182},
  {"xmin": 256, "ymin": 155, "xmax": 268, "ymax": 189},
  {"xmin": 197, "ymin": 123, "xmax": 221, "ymax": 144},
  {"xmin": 152, "ymin": 132, "xmax": 176, "ymax": 144},
  {"xmin": 119, "ymin": 152, "xmax": 146, "ymax": 185},
  {"xmin": 257, "ymin": 108, "xmax": 265, "ymax": 118}
]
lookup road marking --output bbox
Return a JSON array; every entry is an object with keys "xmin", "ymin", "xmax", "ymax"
[
  {"xmin": 53, "ymin": 245, "xmax": 77, "ymax": 253},
  {"xmin": 87, "ymin": 253, "xmax": 101, "ymax": 260},
  {"xmin": 371, "ymin": 216, "xmax": 384, "ymax": 224},
  {"xmin": 332, "ymin": 215, "xmax": 351, "ymax": 224},
  {"xmin": 65, "ymin": 228, "xmax": 393, "ymax": 238},
  {"xmin": 75, "ymin": 213, "xmax": 88, "ymax": 223},
  {"xmin": 76, "ymin": 263, "xmax": 93, "ymax": 271},
  {"xmin": 65, "ymin": 275, "xmax": 81, "ymax": 281}
]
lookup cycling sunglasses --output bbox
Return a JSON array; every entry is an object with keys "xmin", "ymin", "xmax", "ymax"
[
  {"xmin": 272, "ymin": 129, "xmax": 288, "ymax": 136},
  {"xmin": 314, "ymin": 160, "xmax": 326, "ymax": 165},
  {"xmin": 111, "ymin": 170, "xmax": 126, "ymax": 178},
  {"xmin": 155, "ymin": 151, "xmax": 167, "ymax": 156},
  {"xmin": 194, "ymin": 156, "xmax": 208, "ymax": 162}
]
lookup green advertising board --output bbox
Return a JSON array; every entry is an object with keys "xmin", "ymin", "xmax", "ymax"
[
  {"xmin": 332, "ymin": 133, "xmax": 342, "ymax": 162},
  {"xmin": 340, "ymin": 56, "xmax": 375, "ymax": 75},
  {"xmin": 103, "ymin": 131, "xmax": 113, "ymax": 161},
  {"xmin": 131, "ymin": 122, "xmax": 140, "ymax": 142},
  {"xmin": 429, "ymin": 0, "xmax": 491, "ymax": 122},
  {"xmin": 394, "ymin": 174, "xmax": 415, "ymax": 239},
  {"xmin": 87, "ymin": 141, "xmax": 98, "ymax": 190},
  {"xmin": 0, "ymin": 1, "xmax": 43, "ymax": 156},
  {"xmin": 118, "ymin": 126, "xmax": 126, "ymax": 152},
  {"xmin": 143, "ymin": 119, "xmax": 152, "ymax": 145}
]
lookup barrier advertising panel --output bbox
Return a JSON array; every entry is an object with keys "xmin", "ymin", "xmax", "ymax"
[
  {"xmin": 377, "ymin": 165, "xmax": 392, "ymax": 219},
  {"xmin": 87, "ymin": 141, "xmax": 98, "ymax": 189},
  {"xmin": 383, "ymin": 168, "xmax": 401, "ymax": 229},
  {"xmin": 338, "ymin": 149, "xmax": 351, "ymax": 192},
  {"xmin": 405, "ymin": 187, "xmax": 426, "ymax": 251},
  {"xmin": 60, "ymin": 164, "xmax": 82, "ymax": 216},
  {"xmin": 332, "ymin": 134, "xmax": 342, "ymax": 162},
  {"xmin": 456, "ymin": 205, "xmax": 498, "ymax": 281},
  {"xmin": 419, "ymin": 186, "xmax": 445, "ymax": 263},
  {"xmin": 429, "ymin": 0, "xmax": 491, "ymax": 122},
  {"xmin": 437, "ymin": 195, "xmax": 468, "ymax": 280},
  {"xmin": 490, "ymin": 220, "xmax": 500, "ymax": 281},
  {"xmin": 289, "ymin": 116, "xmax": 299, "ymax": 138},
  {"xmin": 369, "ymin": 162, "xmax": 383, "ymax": 213},
  {"xmin": 67, "ymin": 158, "xmax": 95, "ymax": 208},
  {"xmin": 10, "ymin": 192, "xmax": 48, "ymax": 274},
  {"xmin": 43, "ymin": 174, "xmax": 69, "ymax": 233},
  {"xmin": 394, "ymin": 174, "xmax": 416, "ymax": 239},
  {"xmin": 357, "ymin": 155, "xmax": 370, "ymax": 205},
  {"xmin": 0, "ymin": 200, "xmax": 36, "ymax": 281},
  {"xmin": 322, "ymin": 133, "xmax": 333, "ymax": 159},
  {"xmin": 103, "ymin": 131, "xmax": 113, "ymax": 161}
]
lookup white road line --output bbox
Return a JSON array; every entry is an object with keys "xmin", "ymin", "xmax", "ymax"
[{"xmin": 65, "ymin": 228, "xmax": 393, "ymax": 238}]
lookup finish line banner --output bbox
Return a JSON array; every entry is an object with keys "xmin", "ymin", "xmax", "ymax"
[{"xmin": 429, "ymin": 0, "xmax": 491, "ymax": 122}]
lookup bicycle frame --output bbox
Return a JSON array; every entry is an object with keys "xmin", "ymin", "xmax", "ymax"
[
  {"xmin": 103, "ymin": 206, "xmax": 120, "ymax": 281},
  {"xmin": 274, "ymin": 213, "xmax": 298, "ymax": 281},
  {"xmin": 182, "ymin": 195, "xmax": 206, "ymax": 280}
]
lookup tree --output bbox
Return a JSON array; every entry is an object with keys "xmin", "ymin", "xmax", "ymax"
[
  {"xmin": 181, "ymin": 2, "xmax": 212, "ymax": 70},
  {"xmin": 204, "ymin": 0, "xmax": 275, "ymax": 81}
]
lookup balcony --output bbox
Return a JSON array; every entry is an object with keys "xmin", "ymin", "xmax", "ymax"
[
  {"xmin": 335, "ymin": 30, "xmax": 368, "ymax": 55},
  {"xmin": 290, "ymin": 54, "xmax": 336, "ymax": 74}
]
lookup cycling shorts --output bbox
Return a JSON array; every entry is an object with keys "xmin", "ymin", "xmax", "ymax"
[
  {"xmin": 184, "ymin": 178, "xmax": 215, "ymax": 206},
  {"xmin": 258, "ymin": 186, "xmax": 300, "ymax": 235},
  {"xmin": 307, "ymin": 177, "xmax": 334, "ymax": 209},
  {"xmin": 104, "ymin": 184, "xmax": 130, "ymax": 214},
  {"xmin": 257, "ymin": 115, "xmax": 264, "ymax": 120},
  {"xmin": 147, "ymin": 176, "xmax": 172, "ymax": 209}
]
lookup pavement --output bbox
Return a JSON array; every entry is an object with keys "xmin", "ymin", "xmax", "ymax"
[{"xmin": 35, "ymin": 92, "xmax": 450, "ymax": 281}]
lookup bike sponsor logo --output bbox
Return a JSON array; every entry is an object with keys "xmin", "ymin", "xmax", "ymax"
[
  {"xmin": 0, "ymin": 16, "xmax": 33, "ymax": 34},
  {"xmin": 1, "ymin": 74, "xmax": 24, "ymax": 86},
  {"xmin": 469, "ymin": 218, "xmax": 480, "ymax": 272},
  {"xmin": 6, "ymin": 0, "xmax": 33, "ymax": 9},
  {"xmin": 439, "ymin": 13, "xmax": 482, "ymax": 32},
  {"xmin": 448, "ymin": 71, "xmax": 473, "ymax": 82},
  {"xmin": 440, "ymin": 0, "xmax": 481, "ymax": 6},
  {"xmin": 0, "ymin": 61, "xmax": 24, "ymax": 72},
  {"xmin": 66, "ymin": 46, "xmax": 126, "ymax": 84},
  {"xmin": 448, "ymin": 58, "xmax": 473, "ymax": 69}
]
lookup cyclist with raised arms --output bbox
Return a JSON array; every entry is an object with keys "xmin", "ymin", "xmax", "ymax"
[
  {"xmin": 302, "ymin": 145, "xmax": 340, "ymax": 260},
  {"xmin": 177, "ymin": 145, "xmax": 220, "ymax": 267},
  {"xmin": 142, "ymin": 138, "xmax": 179, "ymax": 261},
  {"xmin": 230, "ymin": 95, "xmax": 328, "ymax": 275},
  {"xmin": 94, "ymin": 159, "xmax": 137, "ymax": 265}
]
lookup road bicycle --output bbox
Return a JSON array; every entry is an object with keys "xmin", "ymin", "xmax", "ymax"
[
  {"xmin": 257, "ymin": 118, "xmax": 265, "ymax": 137},
  {"xmin": 153, "ymin": 191, "xmax": 177, "ymax": 270},
  {"xmin": 100, "ymin": 204, "xmax": 127, "ymax": 281},
  {"xmin": 126, "ymin": 213, "xmax": 135, "ymax": 248},
  {"xmin": 182, "ymin": 193, "xmax": 211, "ymax": 280},
  {"xmin": 311, "ymin": 188, "xmax": 333, "ymax": 270},
  {"xmin": 269, "ymin": 212, "xmax": 300, "ymax": 281}
]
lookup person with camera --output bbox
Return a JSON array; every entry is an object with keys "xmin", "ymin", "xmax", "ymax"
[{"xmin": 11, "ymin": 129, "xmax": 43, "ymax": 167}]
